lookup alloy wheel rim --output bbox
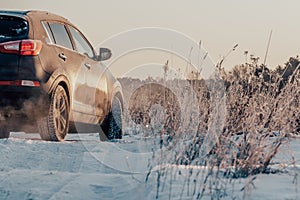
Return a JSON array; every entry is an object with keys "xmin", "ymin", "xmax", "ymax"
[{"xmin": 53, "ymin": 90, "xmax": 68, "ymax": 135}]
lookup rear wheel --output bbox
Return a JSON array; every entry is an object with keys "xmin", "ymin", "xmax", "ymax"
[
  {"xmin": 100, "ymin": 96, "xmax": 123, "ymax": 141},
  {"xmin": 39, "ymin": 85, "xmax": 69, "ymax": 141}
]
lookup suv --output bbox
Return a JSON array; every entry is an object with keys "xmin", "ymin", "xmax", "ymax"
[{"xmin": 0, "ymin": 10, "xmax": 123, "ymax": 141}]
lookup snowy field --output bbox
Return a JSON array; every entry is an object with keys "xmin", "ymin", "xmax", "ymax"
[{"xmin": 0, "ymin": 132, "xmax": 299, "ymax": 200}]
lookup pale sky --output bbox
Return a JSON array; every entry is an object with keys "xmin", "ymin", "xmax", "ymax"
[{"xmin": 2, "ymin": 0, "xmax": 300, "ymax": 77}]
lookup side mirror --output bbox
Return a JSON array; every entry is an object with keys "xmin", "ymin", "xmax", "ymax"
[{"xmin": 98, "ymin": 48, "xmax": 112, "ymax": 61}]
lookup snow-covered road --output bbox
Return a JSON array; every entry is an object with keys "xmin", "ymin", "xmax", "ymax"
[{"xmin": 0, "ymin": 133, "xmax": 299, "ymax": 199}]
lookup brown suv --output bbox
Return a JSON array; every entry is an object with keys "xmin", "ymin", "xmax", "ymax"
[{"xmin": 0, "ymin": 10, "xmax": 123, "ymax": 141}]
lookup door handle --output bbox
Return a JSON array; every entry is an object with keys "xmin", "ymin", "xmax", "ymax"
[
  {"xmin": 84, "ymin": 63, "xmax": 91, "ymax": 69},
  {"xmin": 58, "ymin": 53, "xmax": 67, "ymax": 61}
]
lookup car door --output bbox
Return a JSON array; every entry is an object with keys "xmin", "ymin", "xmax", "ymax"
[
  {"xmin": 67, "ymin": 25, "xmax": 109, "ymax": 122},
  {"xmin": 46, "ymin": 22, "xmax": 92, "ymax": 116}
]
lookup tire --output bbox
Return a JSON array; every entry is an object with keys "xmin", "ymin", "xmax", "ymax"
[
  {"xmin": 39, "ymin": 85, "xmax": 69, "ymax": 141},
  {"xmin": 0, "ymin": 124, "xmax": 9, "ymax": 139},
  {"xmin": 0, "ymin": 117, "xmax": 11, "ymax": 139},
  {"xmin": 100, "ymin": 96, "xmax": 123, "ymax": 141}
]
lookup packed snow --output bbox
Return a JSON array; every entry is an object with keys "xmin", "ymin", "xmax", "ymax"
[{"xmin": 0, "ymin": 132, "xmax": 299, "ymax": 199}]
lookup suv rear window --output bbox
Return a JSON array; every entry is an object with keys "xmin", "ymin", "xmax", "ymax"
[{"xmin": 0, "ymin": 15, "xmax": 28, "ymax": 43}]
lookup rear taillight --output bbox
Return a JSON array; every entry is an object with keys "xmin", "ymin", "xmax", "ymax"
[
  {"xmin": 0, "ymin": 40, "xmax": 42, "ymax": 56},
  {"xmin": 20, "ymin": 40, "xmax": 42, "ymax": 56}
]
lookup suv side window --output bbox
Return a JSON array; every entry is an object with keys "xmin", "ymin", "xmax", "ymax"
[
  {"xmin": 48, "ymin": 23, "xmax": 73, "ymax": 50},
  {"xmin": 68, "ymin": 26, "xmax": 95, "ymax": 59},
  {"xmin": 41, "ymin": 21, "xmax": 54, "ymax": 44}
]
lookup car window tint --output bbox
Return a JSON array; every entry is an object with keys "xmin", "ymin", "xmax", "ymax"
[
  {"xmin": 49, "ymin": 23, "xmax": 73, "ymax": 50},
  {"xmin": 0, "ymin": 15, "xmax": 28, "ymax": 43},
  {"xmin": 68, "ymin": 26, "xmax": 94, "ymax": 58}
]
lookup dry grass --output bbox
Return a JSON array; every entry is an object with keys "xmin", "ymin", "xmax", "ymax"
[{"xmin": 118, "ymin": 56, "xmax": 300, "ymax": 199}]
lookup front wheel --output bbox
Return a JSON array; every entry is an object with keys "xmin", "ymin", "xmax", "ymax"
[
  {"xmin": 100, "ymin": 96, "xmax": 123, "ymax": 141},
  {"xmin": 39, "ymin": 85, "xmax": 69, "ymax": 141}
]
